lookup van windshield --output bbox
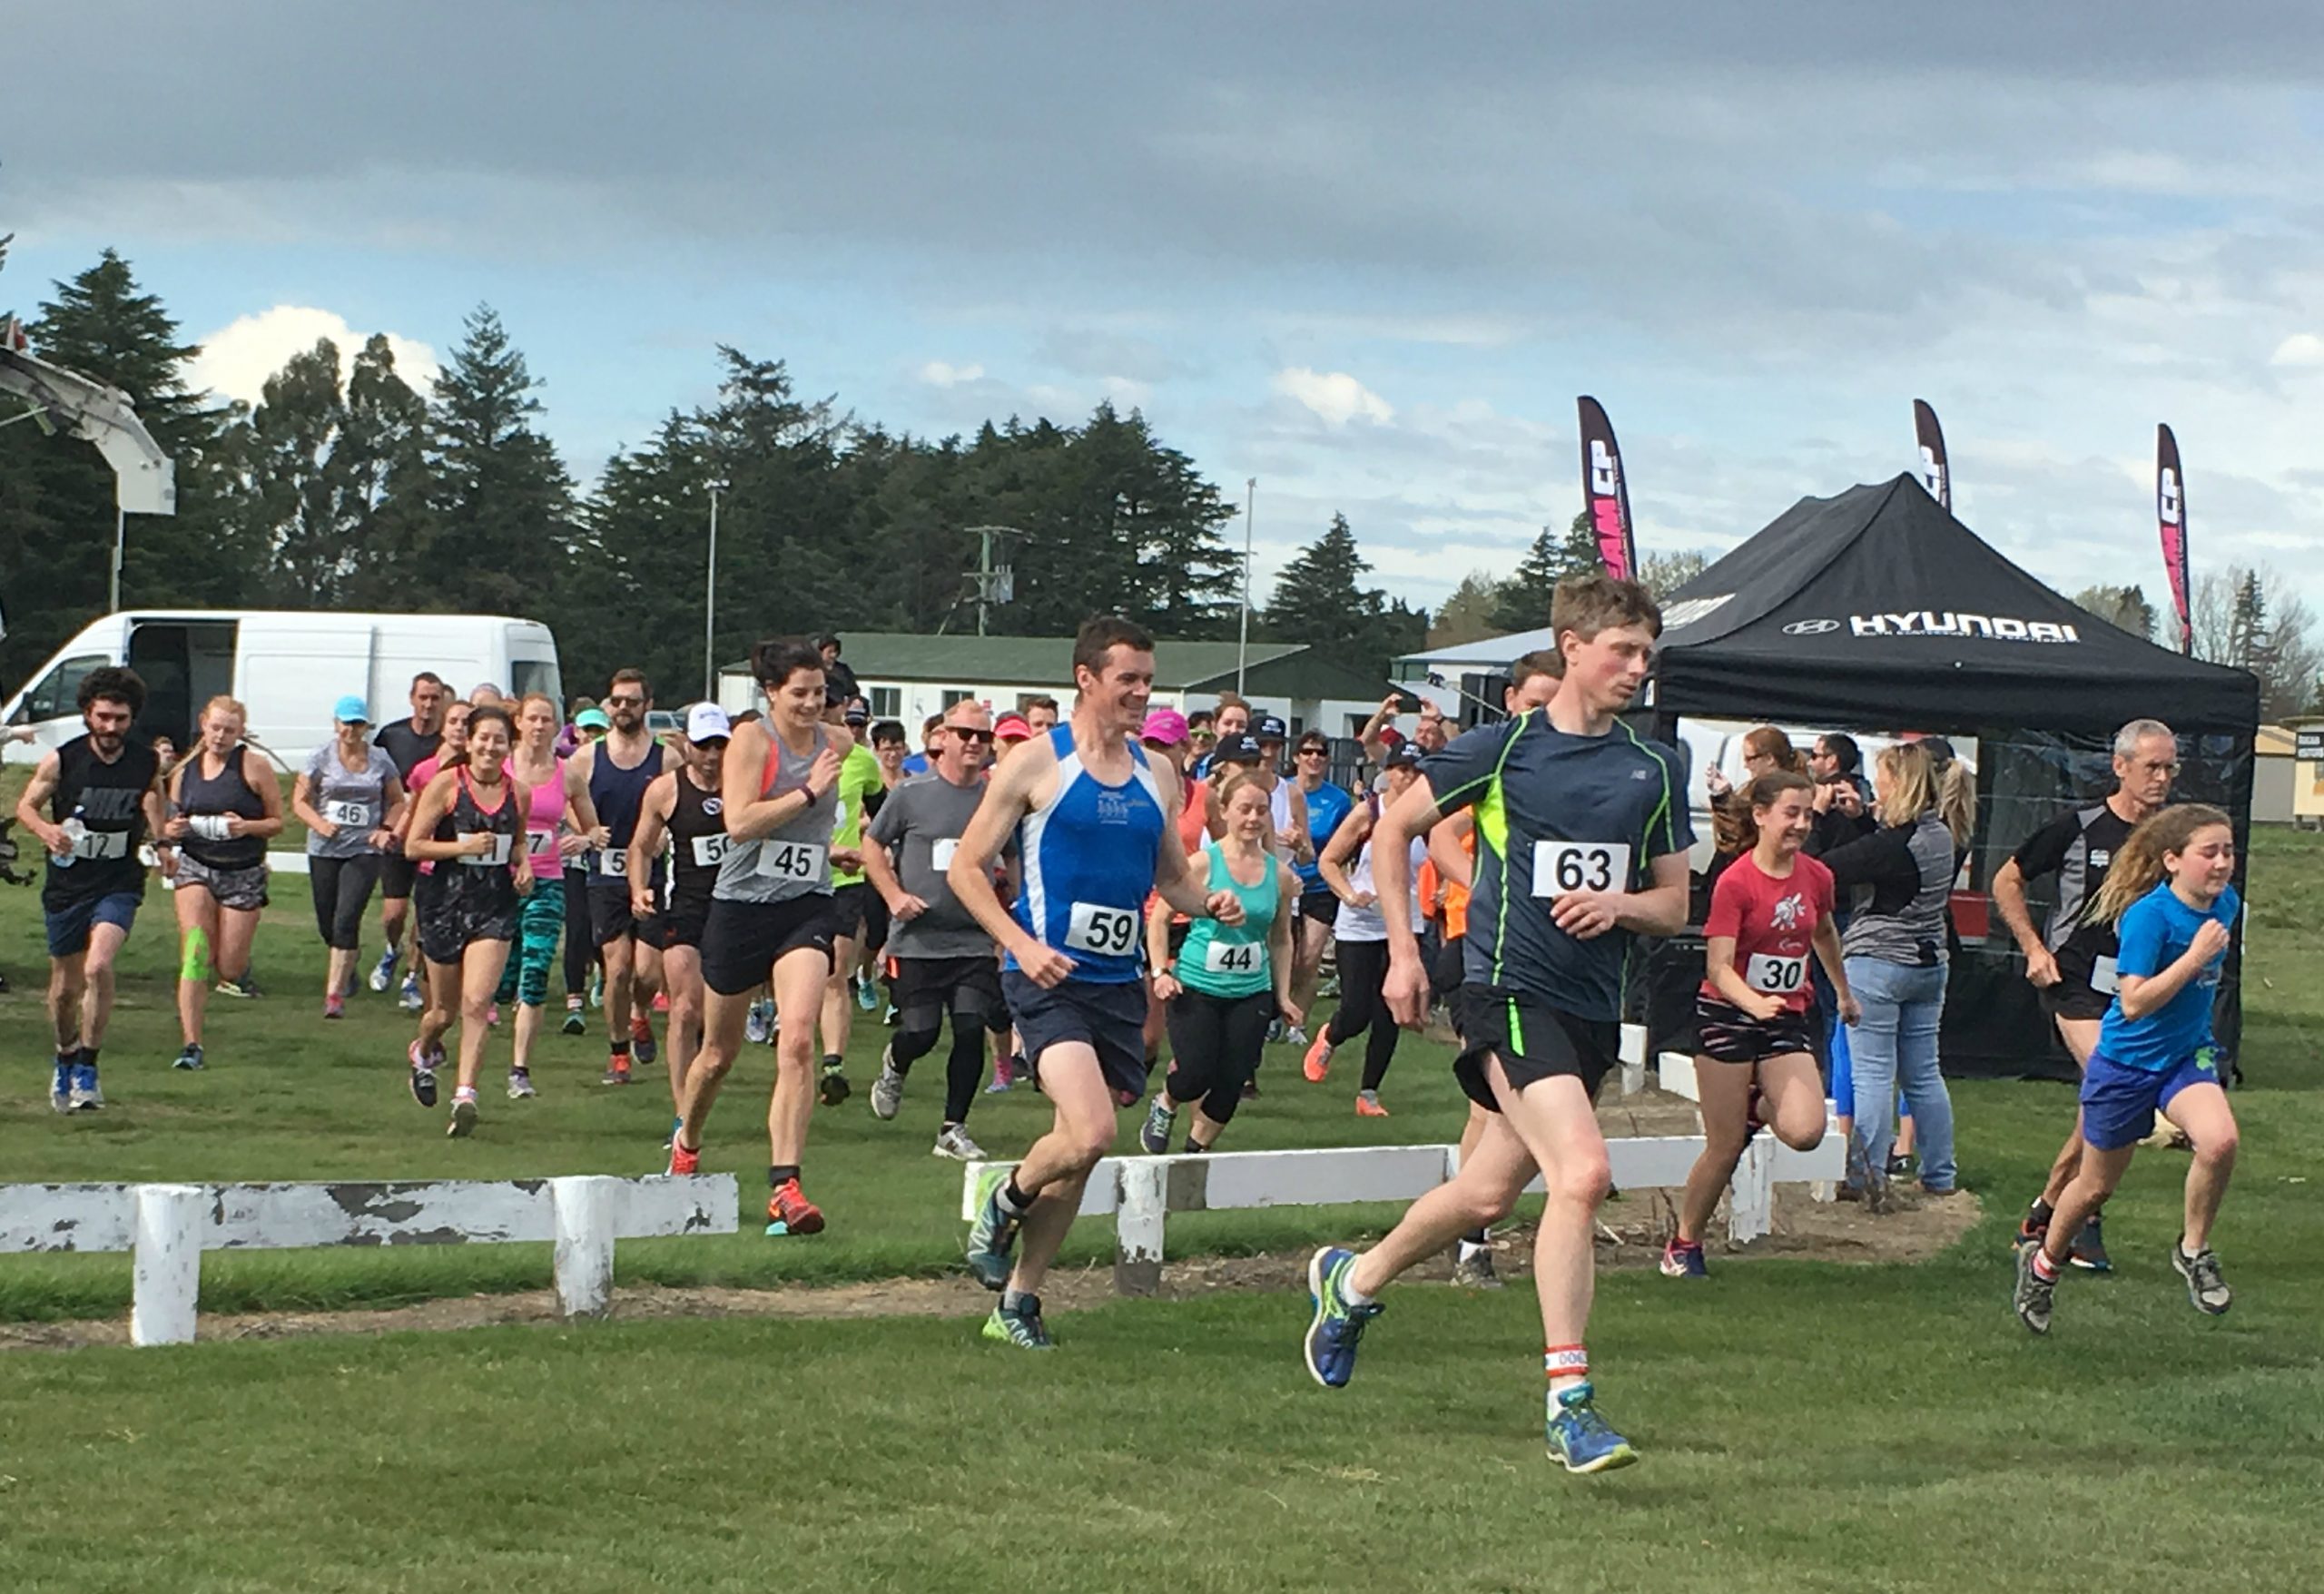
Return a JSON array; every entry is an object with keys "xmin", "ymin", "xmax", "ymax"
[
  {"xmin": 511, "ymin": 658, "xmax": 563, "ymax": 709},
  {"xmin": 15, "ymin": 654, "xmax": 110, "ymax": 723}
]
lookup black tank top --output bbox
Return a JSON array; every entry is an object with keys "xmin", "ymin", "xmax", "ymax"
[
  {"xmin": 663, "ymin": 771, "xmax": 728, "ymax": 913},
  {"xmin": 174, "ymin": 745, "xmax": 269, "ymax": 870},
  {"xmin": 588, "ymin": 738, "xmax": 662, "ymax": 849},
  {"xmin": 44, "ymin": 735, "xmax": 160, "ymax": 906},
  {"xmin": 430, "ymin": 767, "xmax": 522, "ymax": 918}
]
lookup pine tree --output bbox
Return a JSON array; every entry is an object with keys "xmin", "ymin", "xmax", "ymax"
[
  {"xmin": 1490, "ymin": 512, "xmax": 1598, "ymax": 634},
  {"xmin": 426, "ymin": 306, "xmax": 577, "ymax": 616},
  {"xmin": 1267, "ymin": 513, "xmax": 1373, "ymax": 642}
]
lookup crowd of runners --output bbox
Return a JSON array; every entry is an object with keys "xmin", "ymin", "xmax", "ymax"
[{"xmin": 15, "ymin": 580, "xmax": 2247, "ymax": 1471}]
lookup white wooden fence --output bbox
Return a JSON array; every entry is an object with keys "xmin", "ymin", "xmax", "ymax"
[{"xmin": 0, "ymin": 1174, "xmax": 737, "ymax": 1345}]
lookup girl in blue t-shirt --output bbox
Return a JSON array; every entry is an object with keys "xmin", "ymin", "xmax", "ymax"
[{"xmin": 2014, "ymin": 804, "xmax": 2240, "ymax": 1336}]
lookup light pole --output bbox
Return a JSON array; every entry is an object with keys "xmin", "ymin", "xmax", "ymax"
[
  {"xmin": 1236, "ymin": 477, "xmax": 1256, "ymax": 696},
  {"xmin": 704, "ymin": 479, "xmax": 728, "ymax": 703}
]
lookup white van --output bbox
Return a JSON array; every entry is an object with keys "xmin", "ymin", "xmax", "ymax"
[{"xmin": 3, "ymin": 610, "xmax": 563, "ymax": 770}]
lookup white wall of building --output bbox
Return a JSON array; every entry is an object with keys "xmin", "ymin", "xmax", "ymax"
[{"xmin": 718, "ymin": 669, "xmax": 1377, "ymax": 744}]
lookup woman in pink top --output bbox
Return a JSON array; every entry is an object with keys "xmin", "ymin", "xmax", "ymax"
[{"xmin": 498, "ymin": 694, "xmax": 609, "ymax": 1095}]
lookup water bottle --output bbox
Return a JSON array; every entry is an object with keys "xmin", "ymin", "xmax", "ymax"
[{"xmin": 51, "ymin": 810, "xmax": 85, "ymax": 868}]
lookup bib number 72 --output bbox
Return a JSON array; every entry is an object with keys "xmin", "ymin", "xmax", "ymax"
[{"xmin": 1531, "ymin": 841, "xmax": 1630, "ymax": 900}]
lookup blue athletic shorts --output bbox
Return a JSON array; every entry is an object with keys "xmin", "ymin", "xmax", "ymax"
[
  {"xmin": 44, "ymin": 891, "xmax": 142, "ymax": 959},
  {"xmin": 2079, "ymin": 1048, "xmax": 2221, "ymax": 1152}
]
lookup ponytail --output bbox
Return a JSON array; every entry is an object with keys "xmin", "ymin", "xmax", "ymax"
[
  {"xmin": 1876, "ymin": 741, "xmax": 1976, "ymax": 847},
  {"xmin": 2089, "ymin": 803, "xmax": 2231, "ymax": 927}
]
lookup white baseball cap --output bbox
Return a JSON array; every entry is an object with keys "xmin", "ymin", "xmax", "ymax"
[{"xmin": 685, "ymin": 703, "xmax": 733, "ymax": 743}]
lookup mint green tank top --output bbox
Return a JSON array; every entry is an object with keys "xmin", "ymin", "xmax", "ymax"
[{"xmin": 1177, "ymin": 840, "xmax": 1278, "ymax": 999}]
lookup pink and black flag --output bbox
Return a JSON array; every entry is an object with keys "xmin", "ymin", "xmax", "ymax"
[
  {"xmin": 2157, "ymin": 424, "xmax": 2191, "ymax": 654},
  {"xmin": 1913, "ymin": 399, "xmax": 1951, "ymax": 511},
  {"xmin": 1576, "ymin": 396, "xmax": 1637, "ymax": 581}
]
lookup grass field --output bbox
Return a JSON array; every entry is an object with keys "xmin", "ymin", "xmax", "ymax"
[{"xmin": 4, "ymin": 820, "xmax": 2321, "ymax": 1592}]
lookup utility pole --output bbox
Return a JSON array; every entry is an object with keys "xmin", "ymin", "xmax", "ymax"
[
  {"xmin": 1236, "ymin": 478, "xmax": 1256, "ymax": 696},
  {"xmin": 961, "ymin": 526, "xmax": 1025, "ymax": 637},
  {"xmin": 704, "ymin": 479, "xmax": 727, "ymax": 701}
]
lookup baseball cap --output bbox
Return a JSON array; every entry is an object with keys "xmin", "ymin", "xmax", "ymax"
[
  {"xmin": 1384, "ymin": 740, "xmax": 1426, "ymax": 772},
  {"xmin": 843, "ymin": 702, "xmax": 870, "ymax": 726},
  {"xmin": 1213, "ymin": 733, "xmax": 1265, "ymax": 764},
  {"xmin": 686, "ymin": 704, "xmax": 733, "ymax": 743},
  {"xmin": 332, "ymin": 694, "xmax": 370, "ymax": 725},
  {"xmin": 1256, "ymin": 714, "xmax": 1289, "ymax": 742},
  {"xmin": 1140, "ymin": 707, "xmax": 1190, "ymax": 747},
  {"xmin": 575, "ymin": 707, "xmax": 612, "ymax": 732},
  {"xmin": 994, "ymin": 713, "xmax": 1033, "ymax": 743}
]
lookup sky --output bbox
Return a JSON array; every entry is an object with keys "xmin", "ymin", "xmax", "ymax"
[{"xmin": 9, "ymin": 2, "xmax": 2324, "ymax": 625}]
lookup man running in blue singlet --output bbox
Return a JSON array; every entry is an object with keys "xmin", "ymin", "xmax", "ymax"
[{"xmin": 949, "ymin": 616, "xmax": 1244, "ymax": 1350}]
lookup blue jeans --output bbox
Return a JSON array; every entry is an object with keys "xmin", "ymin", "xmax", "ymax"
[{"xmin": 1843, "ymin": 957, "xmax": 1955, "ymax": 1191}]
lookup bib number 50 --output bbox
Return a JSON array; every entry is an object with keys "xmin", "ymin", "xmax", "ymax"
[{"xmin": 1531, "ymin": 841, "xmax": 1630, "ymax": 899}]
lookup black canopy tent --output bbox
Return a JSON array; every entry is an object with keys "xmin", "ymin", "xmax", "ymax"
[{"xmin": 1636, "ymin": 474, "xmax": 2260, "ymax": 1077}]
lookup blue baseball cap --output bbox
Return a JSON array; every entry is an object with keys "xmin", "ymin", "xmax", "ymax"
[{"xmin": 332, "ymin": 694, "xmax": 370, "ymax": 724}]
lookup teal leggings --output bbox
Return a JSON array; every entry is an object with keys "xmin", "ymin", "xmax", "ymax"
[{"xmin": 497, "ymin": 879, "xmax": 566, "ymax": 1008}]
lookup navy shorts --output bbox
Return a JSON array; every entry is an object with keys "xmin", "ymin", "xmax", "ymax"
[
  {"xmin": 1003, "ymin": 969, "xmax": 1149, "ymax": 1098},
  {"xmin": 1453, "ymin": 984, "xmax": 1619, "ymax": 1111},
  {"xmin": 44, "ymin": 891, "xmax": 142, "ymax": 959},
  {"xmin": 2080, "ymin": 1048, "xmax": 2222, "ymax": 1151}
]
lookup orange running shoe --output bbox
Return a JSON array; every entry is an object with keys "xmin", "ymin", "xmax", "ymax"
[
  {"xmin": 630, "ymin": 1015, "xmax": 658, "ymax": 1067},
  {"xmin": 1354, "ymin": 1092, "xmax": 1389, "ymax": 1117},
  {"xmin": 666, "ymin": 1138, "xmax": 701, "ymax": 1176},
  {"xmin": 1303, "ymin": 1030, "xmax": 1334, "ymax": 1083},
  {"xmin": 767, "ymin": 1177, "xmax": 825, "ymax": 1236}
]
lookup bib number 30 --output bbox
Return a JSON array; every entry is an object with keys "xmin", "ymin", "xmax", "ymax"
[
  {"xmin": 1065, "ymin": 902, "xmax": 1138, "ymax": 957},
  {"xmin": 1531, "ymin": 841, "xmax": 1630, "ymax": 900},
  {"xmin": 1745, "ymin": 953, "xmax": 1807, "ymax": 994}
]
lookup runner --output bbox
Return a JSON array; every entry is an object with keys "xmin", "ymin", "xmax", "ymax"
[
  {"xmin": 853, "ymin": 717, "xmax": 910, "ymax": 1018},
  {"xmin": 1991, "ymin": 717, "xmax": 2178, "ymax": 1270},
  {"xmin": 901, "ymin": 713, "xmax": 944, "ymax": 777},
  {"xmin": 1184, "ymin": 709, "xmax": 1218, "ymax": 778},
  {"xmin": 569, "ymin": 672, "xmax": 676, "ymax": 1086},
  {"xmin": 813, "ymin": 694, "xmax": 885, "ymax": 1104},
  {"xmin": 1661, "ymin": 770, "xmax": 1856, "ymax": 1278},
  {"xmin": 1022, "ymin": 695, "xmax": 1061, "ymax": 735},
  {"xmin": 1139, "ymin": 764, "xmax": 1302, "ymax": 1155},
  {"xmin": 1304, "ymin": 743, "xmax": 1426, "ymax": 1115},
  {"xmin": 370, "ymin": 672, "xmax": 448, "ymax": 1009},
  {"xmin": 497, "ymin": 693, "xmax": 607, "ymax": 1097},
  {"xmin": 1134, "ymin": 707, "xmax": 1207, "ymax": 1074},
  {"xmin": 159, "ymin": 696, "xmax": 284, "ymax": 1071},
  {"xmin": 403, "ymin": 704, "xmax": 531, "ymax": 1136},
  {"xmin": 667, "ymin": 639, "xmax": 844, "ymax": 1237},
  {"xmin": 864, "ymin": 699, "xmax": 1005, "ymax": 1158},
  {"xmin": 16, "ymin": 666, "xmax": 166, "ymax": 1112},
  {"xmin": 1300, "ymin": 572, "xmax": 1689, "ymax": 1474},
  {"xmin": 561, "ymin": 705, "xmax": 611, "ymax": 1032},
  {"xmin": 292, "ymin": 696, "xmax": 409, "ymax": 1019},
  {"xmin": 992, "ymin": 713, "xmax": 1033, "ymax": 758},
  {"xmin": 2013, "ymin": 803, "xmax": 2240, "ymax": 1335},
  {"xmin": 1286, "ymin": 729, "xmax": 1354, "ymax": 1047},
  {"xmin": 954, "ymin": 617, "xmax": 1243, "ymax": 1349},
  {"xmin": 631, "ymin": 704, "xmax": 733, "ymax": 1136}
]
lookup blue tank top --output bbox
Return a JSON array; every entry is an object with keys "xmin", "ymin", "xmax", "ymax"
[
  {"xmin": 1009, "ymin": 724, "xmax": 1167, "ymax": 985},
  {"xmin": 588, "ymin": 737, "xmax": 662, "ymax": 849}
]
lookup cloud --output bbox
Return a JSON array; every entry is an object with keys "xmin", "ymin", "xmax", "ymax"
[
  {"xmin": 2270, "ymin": 332, "xmax": 2324, "ymax": 367},
  {"xmin": 1272, "ymin": 368, "xmax": 1393, "ymax": 427},
  {"xmin": 917, "ymin": 359, "xmax": 986, "ymax": 387},
  {"xmin": 187, "ymin": 305, "xmax": 438, "ymax": 405}
]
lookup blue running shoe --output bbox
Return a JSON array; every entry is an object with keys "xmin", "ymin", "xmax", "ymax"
[
  {"xmin": 1303, "ymin": 1246, "xmax": 1382, "ymax": 1389},
  {"xmin": 744, "ymin": 998, "xmax": 774, "ymax": 1047},
  {"xmin": 68, "ymin": 1061, "xmax": 104, "ymax": 1112},
  {"xmin": 854, "ymin": 974, "xmax": 879, "ymax": 1013},
  {"xmin": 1545, "ymin": 1383, "xmax": 1639, "ymax": 1473},
  {"xmin": 51, "ymin": 1057, "xmax": 75, "ymax": 1114},
  {"xmin": 982, "ymin": 1294, "xmax": 1055, "ymax": 1350},
  {"xmin": 1139, "ymin": 1096, "xmax": 1176, "ymax": 1156},
  {"xmin": 964, "ymin": 1173, "xmax": 1022, "ymax": 1292},
  {"xmin": 369, "ymin": 946, "xmax": 399, "ymax": 994},
  {"xmin": 1659, "ymin": 1238, "xmax": 1708, "ymax": 1279}
]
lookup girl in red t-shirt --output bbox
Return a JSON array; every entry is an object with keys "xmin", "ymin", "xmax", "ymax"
[{"xmin": 1664, "ymin": 770, "xmax": 1859, "ymax": 1278}]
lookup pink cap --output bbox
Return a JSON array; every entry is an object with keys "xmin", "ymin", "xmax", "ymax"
[
  {"xmin": 1140, "ymin": 707, "xmax": 1190, "ymax": 746},
  {"xmin": 994, "ymin": 713, "xmax": 1033, "ymax": 742}
]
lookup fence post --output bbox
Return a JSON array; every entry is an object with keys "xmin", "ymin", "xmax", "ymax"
[
  {"xmin": 1113, "ymin": 1160, "xmax": 1167, "ymax": 1296},
  {"xmin": 131, "ymin": 1184, "xmax": 206, "ymax": 1346},
  {"xmin": 1728, "ymin": 1140, "xmax": 1775, "ymax": 1245},
  {"xmin": 550, "ymin": 1176, "xmax": 617, "ymax": 1319}
]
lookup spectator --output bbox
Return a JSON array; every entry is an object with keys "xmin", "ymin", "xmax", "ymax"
[
  {"xmin": 1022, "ymin": 694, "xmax": 1061, "ymax": 734},
  {"xmin": 902, "ymin": 713, "xmax": 945, "ymax": 776},
  {"xmin": 815, "ymin": 634, "xmax": 862, "ymax": 704}
]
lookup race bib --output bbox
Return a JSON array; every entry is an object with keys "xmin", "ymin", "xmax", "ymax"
[
  {"xmin": 74, "ymin": 828, "xmax": 131, "ymax": 862},
  {"xmin": 595, "ymin": 848, "xmax": 628, "ymax": 878},
  {"xmin": 458, "ymin": 833, "xmax": 513, "ymax": 868},
  {"xmin": 1745, "ymin": 953, "xmax": 1807, "ymax": 995},
  {"xmin": 325, "ymin": 800, "xmax": 373, "ymax": 829},
  {"xmin": 1204, "ymin": 940, "xmax": 1264, "ymax": 977},
  {"xmin": 931, "ymin": 837, "xmax": 960, "ymax": 873},
  {"xmin": 691, "ymin": 833, "xmax": 731, "ymax": 869},
  {"xmin": 2090, "ymin": 955, "xmax": 2119, "ymax": 996},
  {"xmin": 1065, "ymin": 901, "xmax": 1139, "ymax": 957},
  {"xmin": 756, "ymin": 840, "xmax": 826, "ymax": 882},
  {"xmin": 1531, "ymin": 841, "xmax": 1630, "ymax": 899},
  {"xmin": 526, "ymin": 829, "xmax": 556, "ymax": 859}
]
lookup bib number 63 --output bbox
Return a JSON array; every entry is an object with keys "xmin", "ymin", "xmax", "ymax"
[{"xmin": 1531, "ymin": 841, "xmax": 1630, "ymax": 900}]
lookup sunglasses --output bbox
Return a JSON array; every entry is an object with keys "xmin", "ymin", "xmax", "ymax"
[
  {"xmin": 949, "ymin": 727, "xmax": 996, "ymax": 744},
  {"xmin": 605, "ymin": 695, "xmax": 645, "ymax": 708}
]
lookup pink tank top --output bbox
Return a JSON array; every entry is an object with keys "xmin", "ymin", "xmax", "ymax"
[{"xmin": 520, "ymin": 758, "xmax": 567, "ymax": 880}]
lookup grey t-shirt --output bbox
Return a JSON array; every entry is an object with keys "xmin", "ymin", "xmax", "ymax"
[
  {"xmin": 303, "ymin": 744, "xmax": 401, "ymax": 858},
  {"xmin": 866, "ymin": 772, "xmax": 999, "ymax": 959}
]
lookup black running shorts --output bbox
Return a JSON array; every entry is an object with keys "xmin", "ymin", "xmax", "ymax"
[
  {"xmin": 893, "ymin": 954, "xmax": 1005, "ymax": 1025},
  {"xmin": 700, "ymin": 895, "xmax": 838, "ymax": 996},
  {"xmin": 1453, "ymin": 984, "xmax": 1619, "ymax": 1111},
  {"xmin": 1003, "ymin": 969, "xmax": 1148, "ymax": 1099},
  {"xmin": 2039, "ymin": 979, "xmax": 2112, "ymax": 1024},
  {"xmin": 1694, "ymin": 994, "xmax": 1817, "ymax": 1066}
]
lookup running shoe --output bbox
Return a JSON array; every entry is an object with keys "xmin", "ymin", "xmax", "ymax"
[
  {"xmin": 66, "ymin": 1061, "xmax": 104, "ymax": 1111},
  {"xmin": 1240, "ymin": 1077, "xmax": 1259, "ymax": 1099},
  {"xmin": 854, "ymin": 973, "xmax": 879, "ymax": 1013},
  {"xmin": 214, "ymin": 974, "xmax": 260, "ymax": 999},
  {"xmin": 871, "ymin": 1046, "xmax": 904, "ymax": 1120},
  {"xmin": 2014, "ymin": 1200, "xmax": 2052, "ymax": 1253},
  {"xmin": 744, "ymin": 998, "xmax": 774, "ymax": 1047},
  {"xmin": 964, "ymin": 1174, "xmax": 1022, "ymax": 1290},
  {"xmin": 600, "ymin": 1054, "xmax": 632, "ymax": 1087},
  {"xmin": 562, "ymin": 1004, "xmax": 586, "ymax": 1036},
  {"xmin": 172, "ymin": 1043, "xmax": 205, "ymax": 1071},
  {"xmin": 1285, "ymin": 1025, "xmax": 1310, "ymax": 1049},
  {"xmin": 588, "ymin": 969, "xmax": 604, "ymax": 1009},
  {"xmin": 1354, "ymin": 1091, "xmax": 1388, "ymax": 1118},
  {"xmin": 487, "ymin": 1003, "xmax": 501, "ymax": 1028},
  {"xmin": 630, "ymin": 1016, "xmax": 657, "ymax": 1067},
  {"xmin": 369, "ymin": 947, "xmax": 399, "ymax": 993},
  {"xmin": 448, "ymin": 1090, "xmax": 478, "ymax": 1138},
  {"xmin": 324, "ymin": 993, "xmax": 346, "ymax": 1020},
  {"xmin": 665, "ymin": 1138, "xmax": 700, "ymax": 1176},
  {"xmin": 50, "ymin": 1058, "xmax": 74, "ymax": 1114},
  {"xmin": 932, "ymin": 1125, "xmax": 987, "ymax": 1161},
  {"xmin": 982, "ymin": 1294, "xmax": 1055, "ymax": 1350},
  {"xmin": 2012, "ymin": 1245, "xmax": 2055, "ymax": 1335},
  {"xmin": 1266, "ymin": 1018, "xmax": 1286, "ymax": 1045},
  {"xmin": 408, "ymin": 1040, "xmax": 438, "ymax": 1108},
  {"xmin": 1139, "ymin": 1096, "xmax": 1176, "ymax": 1155},
  {"xmin": 765, "ymin": 1177, "xmax": 825, "ymax": 1236},
  {"xmin": 652, "ymin": 989, "xmax": 669, "ymax": 1016},
  {"xmin": 507, "ymin": 1068, "xmax": 537, "ymax": 1100},
  {"xmin": 2171, "ymin": 1241, "xmax": 2231, "ymax": 1315},
  {"xmin": 1451, "ymin": 1245, "xmax": 1502, "ymax": 1290},
  {"xmin": 1303, "ymin": 1247, "xmax": 1382, "ymax": 1389},
  {"xmin": 882, "ymin": 1001, "xmax": 898, "ymax": 1027},
  {"xmin": 2068, "ymin": 1215, "xmax": 2112, "ymax": 1273},
  {"xmin": 1545, "ymin": 1383, "xmax": 1640, "ymax": 1474},
  {"xmin": 984, "ymin": 1052, "xmax": 1019, "ymax": 1094},
  {"xmin": 1886, "ymin": 1152, "xmax": 1912, "ymax": 1181},
  {"xmin": 1659, "ymin": 1238, "xmax": 1709, "ymax": 1279},
  {"xmin": 399, "ymin": 970, "xmax": 424, "ymax": 1013},
  {"xmin": 1302, "ymin": 1031, "xmax": 1333, "ymax": 1083},
  {"xmin": 819, "ymin": 1060, "xmax": 852, "ymax": 1107},
  {"xmin": 427, "ymin": 1039, "xmax": 448, "ymax": 1070}
]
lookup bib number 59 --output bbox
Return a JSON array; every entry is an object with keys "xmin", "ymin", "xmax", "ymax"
[{"xmin": 1065, "ymin": 902, "xmax": 1138, "ymax": 956}]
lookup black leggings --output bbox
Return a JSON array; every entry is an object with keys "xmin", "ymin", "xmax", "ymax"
[
  {"xmin": 1326, "ymin": 938, "xmax": 1403, "ymax": 1091},
  {"xmin": 310, "ymin": 854, "xmax": 383, "ymax": 951},
  {"xmin": 891, "ymin": 1007, "xmax": 988, "ymax": 1127},
  {"xmin": 562, "ymin": 867, "xmax": 598, "ymax": 999},
  {"xmin": 1165, "ymin": 988, "xmax": 1276, "ymax": 1127}
]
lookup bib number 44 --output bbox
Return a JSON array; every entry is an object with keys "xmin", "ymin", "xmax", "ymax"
[{"xmin": 1205, "ymin": 940, "xmax": 1262, "ymax": 976}]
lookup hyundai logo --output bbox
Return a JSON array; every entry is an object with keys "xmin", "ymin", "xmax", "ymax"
[{"xmin": 1782, "ymin": 618, "xmax": 1840, "ymax": 635}]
